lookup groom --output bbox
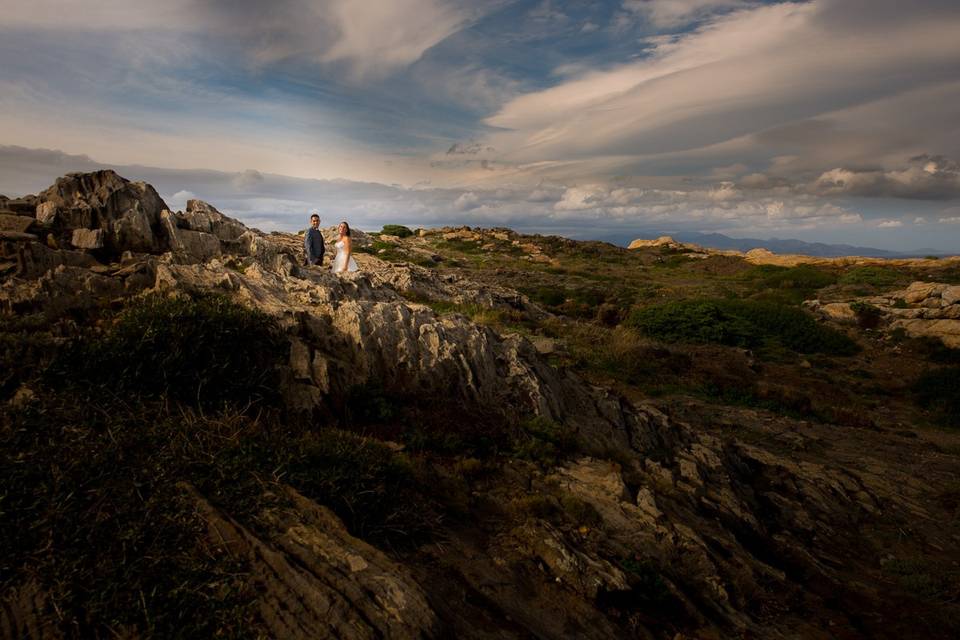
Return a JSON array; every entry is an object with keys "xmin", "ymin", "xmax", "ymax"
[{"xmin": 304, "ymin": 212, "xmax": 325, "ymax": 266}]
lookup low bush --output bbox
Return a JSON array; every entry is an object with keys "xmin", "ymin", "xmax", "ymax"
[
  {"xmin": 559, "ymin": 323, "xmax": 692, "ymax": 389},
  {"xmin": 912, "ymin": 337, "xmax": 960, "ymax": 365},
  {"xmin": 745, "ymin": 264, "xmax": 837, "ymax": 303},
  {"xmin": 512, "ymin": 416, "xmax": 579, "ymax": 466},
  {"xmin": 380, "ymin": 224, "xmax": 414, "ymax": 238},
  {"xmin": 850, "ymin": 301, "xmax": 885, "ymax": 329},
  {"xmin": 626, "ymin": 298, "xmax": 859, "ymax": 356},
  {"xmin": 531, "ymin": 287, "xmax": 566, "ymax": 307},
  {"xmin": 48, "ymin": 292, "xmax": 285, "ymax": 410},
  {"xmin": 913, "ymin": 366, "xmax": 960, "ymax": 428},
  {"xmin": 282, "ymin": 429, "xmax": 434, "ymax": 545},
  {"xmin": 758, "ymin": 264, "xmax": 837, "ymax": 292},
  {"xmin": 839, "ymin": 266, "xmax": 904, "ymax": 289}
]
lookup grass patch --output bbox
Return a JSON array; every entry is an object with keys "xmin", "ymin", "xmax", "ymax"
[
  {"xmin": 440, "ymin": 238, "xmax": 483, "ymax": 254},
  {"xmin": 47, "ymin": 292, "xmax": 284, "ymax": 410},
  {"xmin": 744, "ymin": 264, "xmax": 837, "ymax": 304},
  {"xmin": 559, "ymin": 323, "xmax": 692, "ymax": 389},
  {"xmin": 626, "ymin": 298, "xmax": 859, "ymax": 356},
  {"xmin": 882, "ymin": 556, "xmax": 959, "ymax": 602},
  {"xmin": 839, "ymin": 266, "xmax": 904, "ymax": 289}
]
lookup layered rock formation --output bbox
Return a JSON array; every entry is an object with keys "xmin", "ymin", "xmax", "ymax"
[
  {"xmin": 806, "ymin": 281, "xmax": 960, "ymax": 347},
  {"xmin": 3, "ymin": 171, "xmax": 958, "ymax": 639}
]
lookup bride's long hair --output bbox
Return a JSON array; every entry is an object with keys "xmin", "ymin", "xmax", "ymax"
[{"xmin": 338, "ymin": 221, "xmax": 351, "ymax": 237}]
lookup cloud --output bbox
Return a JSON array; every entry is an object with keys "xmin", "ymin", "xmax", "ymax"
[
  {"xmin": 313, "ymin": 0, "xmax": 478, "ymax": 81},
  {"xmin": 483, "ymin": 0, "xmax": 960, "ymax": 182},
  {"xmin": 621, "ymin": 0, "xmax": 754, "ymax": 28},
  {"xmin": 166, "ymin": 190, "xmax": 197, "ymax": 211},
  {"xmin": 3, "ymin": 0, "xmax": 196, "ymax": 30},
  {"xmin": 454, "ymin": 191, "xmax": 481, "ymax": 210},
  {"xmin": 808, "ymin": 155, "xmax": 960, "ymax": 200},
  {"xmin": 876, "ymin": 220, "xmax": 903, "ymax": 228},
  {"xmin": 4, "ymin": 0, "xmax": 489, "ymax": 83},
  {"xmin": 1, "ymin": 144, "xmax": 876, "ymax": 237},
  {"xmin": 730, "ymin": 155, "xmax": 960, "ymax": 200},
  {"xmin": 233, "ymin": 169, "xmax": 265, "ymax": 190},
  {"xmin": 940, "ymin": 217, "xmax": 960, "ymax": 224}
]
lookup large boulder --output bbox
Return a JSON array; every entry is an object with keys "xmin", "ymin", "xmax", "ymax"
[
  {"xmin": 181, "ymin": 199, "xmax": 248, "ymax": 244},
  {"xmin": 0, "ymin": 214, "xmax": 34, "ymax": 234},
  {"xmin": 37, "ymin": 170, "xmax": 169, "ymax": 254},
  {"xmin": 160, "ymin": 210, "xmax": 222, "ymax": 262}
]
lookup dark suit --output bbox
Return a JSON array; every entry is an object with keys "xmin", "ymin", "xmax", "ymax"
[{"xmin": 304, "ymin": 227, "xmax": 325, "ymax": 265}]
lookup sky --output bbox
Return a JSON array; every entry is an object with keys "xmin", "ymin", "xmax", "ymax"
[{"xmin": 2, "ymin": 0, "xmax": 960, "ymax": 251}]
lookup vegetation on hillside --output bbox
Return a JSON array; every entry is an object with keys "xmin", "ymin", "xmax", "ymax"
[{"xmin": 0, "ymin": 293, "xmax": 443, "ymax": 637}]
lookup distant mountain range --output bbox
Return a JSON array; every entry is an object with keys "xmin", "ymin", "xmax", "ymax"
[{"xmin": 607, "ymin": 231, "xmax": 952, "ymax": 258}]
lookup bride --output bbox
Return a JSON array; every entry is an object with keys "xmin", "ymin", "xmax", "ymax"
[{"xmin": 331, "ymin": 221, "xmax": 359, "ymax": 274}]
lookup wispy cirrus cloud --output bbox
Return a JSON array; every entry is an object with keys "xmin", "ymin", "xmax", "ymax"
[
  {"xmin": 484, "ymin": 0, "xmax": 960, "ymax": 183},
  {"xmin": 620, "ymin": 0, "xmax": 756, "ymax": 28},
  {"xmin": 4, "ymin": 0, "xmax": 494, "ymax": 82}
]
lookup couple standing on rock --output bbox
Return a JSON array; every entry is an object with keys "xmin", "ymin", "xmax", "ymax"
[{"xmin": 304, "ymin": 212, "xmax": 358, "ymax": 274}]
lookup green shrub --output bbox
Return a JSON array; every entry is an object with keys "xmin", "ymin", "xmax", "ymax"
[
  {"xmin": 626, "ymin": 299, "xmax": 859, "ymax": 356},
  {"xmin": 913, "ymin": 367, "xmax": 960, "ymax": 428},
  {"xmin": 850, "ymin": 301, "xmax": 884, "ymax": 329},
  {"xmin": 531, "ymin": 287, "xmax": 566, "ymax": 307},
  {"xmin": 283, "ymin": 429, "xmax": 434, "ymax": 544},
  {"xmin": 0, "ymin": 313, "xmax": 60, "ymax": 395},
  {"xmin": 839, "ymin": 266, "xmax": 903, "ymax": 288},
  {"xmin": 759, "ymin": 264, "xmax": 837, "ymax": 291},
  {"xmin": 563, "ymin": 324, "xmax": 692, "ymax": 388},
  {"xmin": 381, "ymin": 224, "xmax": 413, "ymax": 238},
  {"xmin": 559, "ymin": 494, "xmax": 603, "ymax": 528},
  {"xmin": 512, "ymin": 416, "xmax": 579, "ymax": 466},
  {"xmin": 913, "ymin": 337, "xmax": 960, "ymax": 364},
  {"xmin": 345, "ymin": 382, "xmax": 401, "ymax": 424},
  {"xmin": 49, "ymin": 292, "xmax": 284, "ymax": 409}
]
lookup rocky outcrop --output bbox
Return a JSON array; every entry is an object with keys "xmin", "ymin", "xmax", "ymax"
[
  {"xmin": 184, "ymin": 483, "xmax": 440, "ymax": 639},
  {"xmin": 806, "ymin": 281, "xmax": 960, "ymax": 346},
  {"xmin": 37, "ymin": 170, "xmax": 169, "ymax": 254},
  {"xmin": 627, "ymin": 235, "xmax": 683, "ymax": 250}
]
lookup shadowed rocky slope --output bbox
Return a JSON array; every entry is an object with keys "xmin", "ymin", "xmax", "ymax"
[{"xmin": 2, "ymin": 171, "xmax": 958, "ymax": 639}]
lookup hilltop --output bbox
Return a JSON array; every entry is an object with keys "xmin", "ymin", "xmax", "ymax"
[
  {"xmin": 620, "ymin": 231, "xmax": 953, "ymax": 259},
  {"xmin": 2, "ymin": 171, "xmax": 959, "ymax": 639}
]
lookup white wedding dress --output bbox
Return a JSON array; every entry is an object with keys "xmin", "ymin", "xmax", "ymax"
[{"xmin": 331, "ymin": 239, "xmax": 359, "ymax": 273}]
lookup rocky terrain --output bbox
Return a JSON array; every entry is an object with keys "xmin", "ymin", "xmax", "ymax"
[
  {"xmin": 628, "ymin": 235, "xmax": 960, "ymax": 269},
  {"xmin": 2, "ymin": 171, "xmax": 959, "ymax": 639}
]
